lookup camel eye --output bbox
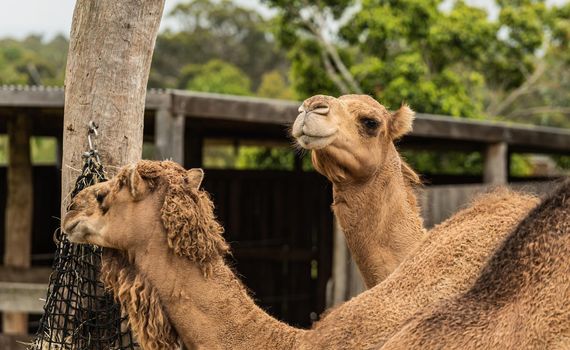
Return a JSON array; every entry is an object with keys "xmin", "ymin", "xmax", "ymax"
[
  {"xmin": 360, "ymin": 118, "xmax": 380, "ymax": 130},
  {"xmin": 96, "ymin": 192, "xmax": 106, "ymax": 205}
]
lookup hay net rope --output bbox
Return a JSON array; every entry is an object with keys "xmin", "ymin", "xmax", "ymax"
[{"xmin": 32, "ymin": 122, "xmax": 137, "ymax": 349}]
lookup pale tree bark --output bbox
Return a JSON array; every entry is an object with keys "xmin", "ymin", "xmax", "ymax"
[
  {"xmin": 61, "ymin": 0, "xmax": 165, "ymax": 216},
  {"xmin": 3, "ymin": 115, "xmax": 33, "ymax": 334},
  {"xmin": 296, "ymin": 1, "xmax": 363, "ymax": 94},
  {"xmin": 486, "ymin": 61, "xmax": 546, "ymax": 118}
]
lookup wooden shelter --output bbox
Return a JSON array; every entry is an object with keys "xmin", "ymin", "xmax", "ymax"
[{"xmin": 0, "ymin": 85, "xmax": 569, "ymax": 343}]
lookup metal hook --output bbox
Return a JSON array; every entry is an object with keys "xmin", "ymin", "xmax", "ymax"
[{"xmin": 87, "ymin": 121, "xmax": 99, "ymax": 153}]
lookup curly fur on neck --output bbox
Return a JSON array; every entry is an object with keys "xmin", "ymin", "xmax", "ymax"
[
  {"xmin": 101, "ymin": 160, "xmax": 229, "ymax": 348},
  {"xmin": 100, "ymin": 250, "xmax": 180, "ymax": 349}
]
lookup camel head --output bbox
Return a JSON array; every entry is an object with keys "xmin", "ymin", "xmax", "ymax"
[
  {"xmin": 63, "ymin": 160, "xmax": 229, "ymax": 270},
  {"xmin": 292, "ymin": 94, "xmax": 415, "ymax": 183}
]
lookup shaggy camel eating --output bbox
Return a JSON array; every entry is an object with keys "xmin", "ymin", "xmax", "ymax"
[
  {"xmin": 382, "ymin": 179, "xmax": 570, "ymax": 349},
  {"xmin": 63, "ymin": 160, "xmax": 549, "ymax": 349}
]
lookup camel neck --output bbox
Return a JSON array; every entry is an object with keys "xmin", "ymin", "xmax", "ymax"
[
  {"xmin": 332, "ymin": 150, "xmax": 426, "ymax": 287},
  {"xmin": 133, "ymin": 244, "xmax": 305, "ymax": 349}
]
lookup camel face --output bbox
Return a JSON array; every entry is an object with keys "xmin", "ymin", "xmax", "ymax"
[
  {"xmin": 292, "ymin": 94, "xmax": 414, "ymax": 182},
  {"xmin": 64, "ymin": 160, "xmax": 228, "ymax": 270},
  {"xmin": 62, "ymin": 169, "xmax": 160, "ymax": 250}
]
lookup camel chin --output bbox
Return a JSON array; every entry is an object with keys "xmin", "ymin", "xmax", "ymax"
[
  {"xmin": 63, "ymin": 219, "xmax": 93, "ymax": 244},
  {"xmin": 296, "ymin": 134, "xmax": 336, "ymax": 150}
]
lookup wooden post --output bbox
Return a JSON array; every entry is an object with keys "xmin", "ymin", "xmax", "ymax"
[
  {"xmin": 328, "ymin": 218, "xmax": 348, "ymax": 306},
  {"xmin": 3, "ymin": 114, "xmax": 33, "ymax": 334},
  {"xmin": 61, "ymin": 0, "xmax": 165, "ymax": 214},
  {"xmin": 155, "ymin": 108, "xmax": 185, "ymax": 164},
  {"xmin": 483, "ymin": 142, "xmax": 508, "ymax": 185},
  {"xmin": 328, "ymin": 217, "xmax": 366, "ymax": 305}
]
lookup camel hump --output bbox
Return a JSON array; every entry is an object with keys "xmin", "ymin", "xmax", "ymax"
[{"xmin": 382, "ymin": 179, "xmax": 570, "ymax": 349}]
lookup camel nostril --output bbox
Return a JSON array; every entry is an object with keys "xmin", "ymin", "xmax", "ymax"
[
  {"xmin": 308, "ymin": 104, "xmax": 330, "ymax": 115},
  {"xmin": 67, "ymin": 202, "xmax": 78, "ymax": 212},
  {"xmin": 64, "ymin": 220, "xmax": 79, "ymax": 235}
]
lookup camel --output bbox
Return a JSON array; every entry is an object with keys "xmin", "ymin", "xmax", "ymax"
[
  {"xmin": 62, "ymin": 160, "xmax": 544, "ymax": 349},
  {"xmin": 381, "ymin": 179, "xmax": 570, "ymax": 349},
  {"xmin": 292, "ymin": 94, "xmax": 427, "ymax": 286},
  {"xmin": 291, "ymin": 94, "xmax": 539, "ymax": 288}
]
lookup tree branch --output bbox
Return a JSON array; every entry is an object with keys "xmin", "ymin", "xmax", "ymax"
[
  {"xmin": 486, "ymin": 61, "xmax": 546, "ymax": 117},
  {"xmin": 321, "ymin": 48, "xmax": 350, "ymax": 94},
  {"xmin": 298, "ymin": 5, "xmax": 363, "ymax": 94}
]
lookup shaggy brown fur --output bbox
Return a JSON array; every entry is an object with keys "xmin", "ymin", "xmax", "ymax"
[
  {"xmin": 293, "ymin": 94, "xmax": 427, "ymax": 287},
  {"xmin": 381, "ymin": 179, "xmax": 570, "ymax": 349},
  {"xmin": 64, "ymin": 160, "xmax": 552, "ymax": 349},
  {"xmin": 114, "ymin": 161, "xmax": 228, "ymax": 276},
  {"xmin": 299, "ymin": 188, "xmax": 540, "ymax": 348},
  {"xmin": 100, "ymin": 250, "xmax": 179, "ymax": 349}
]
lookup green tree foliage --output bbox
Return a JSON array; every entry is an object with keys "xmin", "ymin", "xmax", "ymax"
[
  {"xmin": 0, "ymin": 35, "xmax": 68, "ymax": 85},
  {"xmin": 181, "ymin": 59, "xmax": 253, "ymax": 95},
  {"xmin": 257, "ymin": 70, "xmax": 295, "ymax": 99},
  {"xmin": 263, "ymin": 0, "xmax": 569, "ymax": 175},
  {"xmin": 264, "ymin": 0, "xmax": 569, "ymax": 122},
  {"xmin": 150, "ymin": 0, "xmax": 288, "ymax": 89}
]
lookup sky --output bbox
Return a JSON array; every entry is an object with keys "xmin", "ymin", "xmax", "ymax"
[
  {"xmin": 0, "ymin": 0, "xmax": 272, "ymax": 40},
  {"xmin": 0, "ymin": 0, "xmax": 568, "ymax": 40}
]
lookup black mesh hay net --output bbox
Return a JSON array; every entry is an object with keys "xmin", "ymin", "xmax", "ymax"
[{"xmin": 31, "ymin": 125, "xmax": 137, "ymax": 349}]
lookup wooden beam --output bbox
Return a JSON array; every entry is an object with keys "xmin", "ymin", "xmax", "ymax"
[
  {"xmin": 1, "ymin": 88, "xmax": 569, "ymax": 154},
  {"xmin": 171, "ymin": 91, "xmax": 299, "ymax": 125},
  {"xmin": 0, "ymin": 282, "xmax": 46, "ymax": 313},
  {"xmin": 0, "ymin": 267, "xmax": 51, "ymax": 284},
  {"xmin": 0, "ymin": 334, "xmax": 34, "ymax": 350},
  {"xmin": 3, "ymin": 114, "xmax": 33, "ymax": 334},
  {"xmin": 0, "ymin": 85, "xmax": 169, "ymax": 109},
  {"xmin": 484, "ymin": 142, "xmax": 508, "ymax": 185}
]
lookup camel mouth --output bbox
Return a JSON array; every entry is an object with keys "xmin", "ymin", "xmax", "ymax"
[
  {"xmin": 63, "ymin": 218, "xmax": 91, "ymax": 244},
  {"xmin": 296, "ymin": 133, "xmax": 336, "ymax": 150}
]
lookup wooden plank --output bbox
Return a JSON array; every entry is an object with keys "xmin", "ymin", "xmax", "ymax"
[
  {"xmin": 412, "ymin": 114, "xmax": 570, "ymax": 153},
  {"xmin": 0, "ymin": 282, "xmax": 46, "ymax": 313},
  {"xmin": 1, "ymin": 88, "xmax": 569, "ymax": 153},
  {"xmin": 0, "ymin": 267, "xmax": 51, "ymax": 284},
  {"xmin": 0, "ymin": 86, "xmax": 169, "ymax": 109},
  {"xmin": 4, "ymin": 114, "xmax": 33, "ymax": 334},
  {"xmin": 0, "ymin": 334, "xmax": 34, "ymax": 350},
  {"xmin": 171, "ymin": 90, "xmax": 299, "ymax": 125}
]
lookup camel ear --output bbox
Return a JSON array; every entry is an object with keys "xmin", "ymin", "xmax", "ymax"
[
  {"xmin": 128, "ymin": 164, "xmax": 147, "ymax": 200},
  {"xmin": 389, "ymin": 104, "xmax": 414, "ymax": 139},
  {"xmin": 187, "ymin": 168, "xmax": 204, "ymax": 189}
]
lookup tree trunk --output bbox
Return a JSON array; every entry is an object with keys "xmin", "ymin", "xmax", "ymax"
[
  {"xmin": 3, "ymin": 115, "xmax": 33, "ymax": 334},
  {"xmin": 61, "ymin": 0, "xmax": 165, "ymax": 215}
]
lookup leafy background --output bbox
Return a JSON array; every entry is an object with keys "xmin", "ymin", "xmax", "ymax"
[{"xmin": 1, "ymin": 0, "xmax": 569, "ymax": 176}]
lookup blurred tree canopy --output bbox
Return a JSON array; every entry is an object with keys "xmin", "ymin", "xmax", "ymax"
[
  {"xmin": 0, "ymin": 35, "xmax": 67, "ymax": 85},
  {"xmin": 0, "ymin": 0, "xmax": 567, "ymax": 175},
  {"xmin": 149, "ymin": 0, "xmax": 290, "ymax": 93},
  {"xmin": 264, "ymin": 0, "xmax": 570, "ymax": 126}
]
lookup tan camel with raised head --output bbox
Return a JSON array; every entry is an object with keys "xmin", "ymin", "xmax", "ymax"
[
  {"xmin": 292, "ymin": 94, "xmax": 545, "ymax": 289},
  {"xmin": 382, "ymin": 179, "xmax": 570, "ymax": 349},
  {"xmin": 292, "ymin": 94, "xmax": 426, "ymax": 287},
  {"xmin": 63, "ymin": 160, "xmax": 545, "ymax": 349}
]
